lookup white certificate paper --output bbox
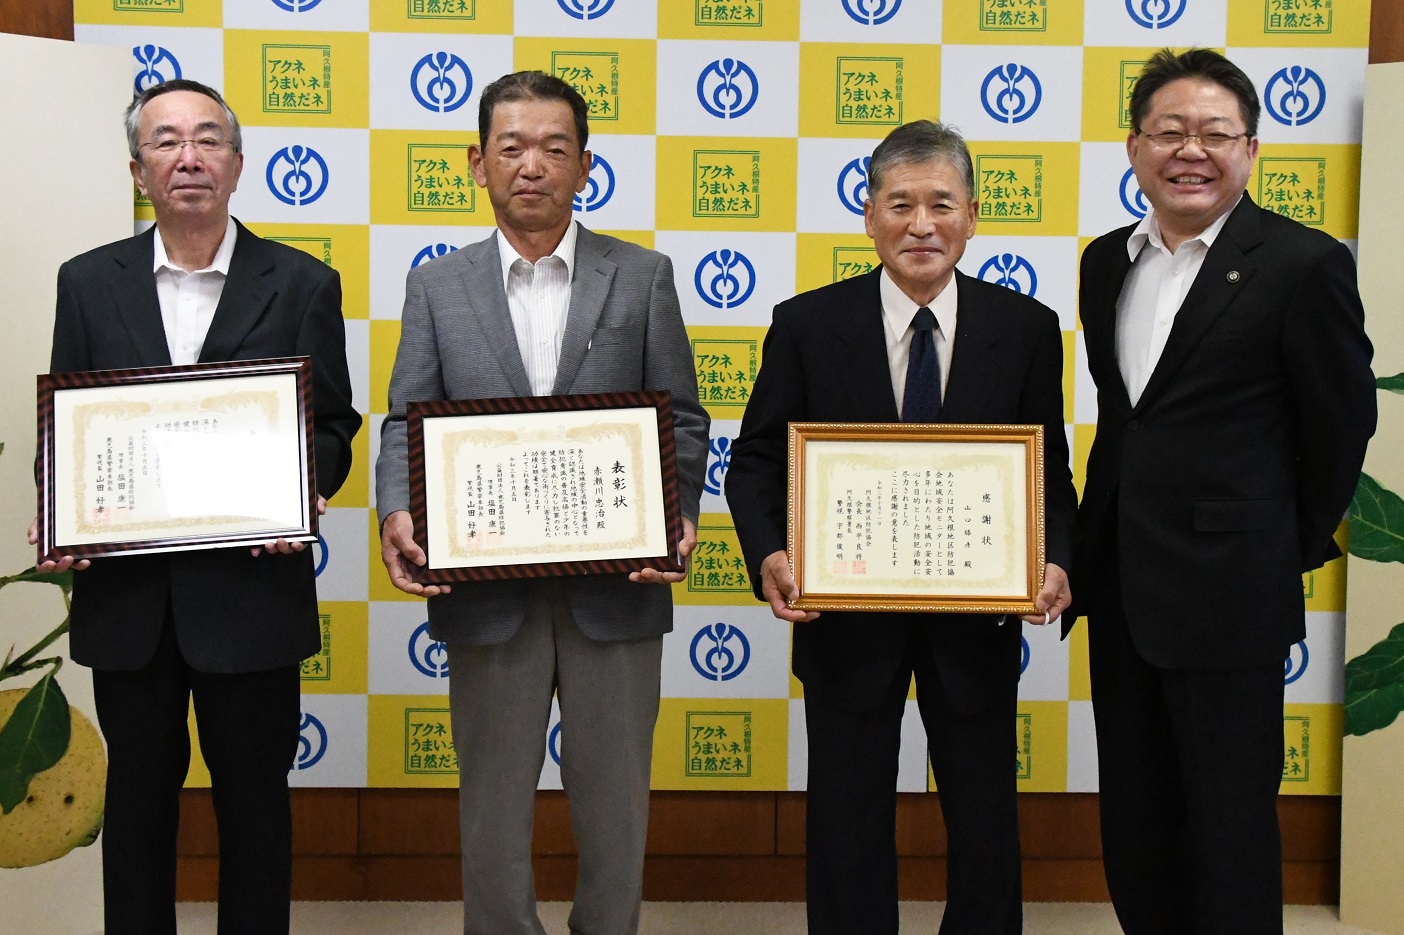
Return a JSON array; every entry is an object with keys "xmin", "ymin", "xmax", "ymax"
[
  {"xmin": 801, "ymin": 440, "xmax": 1027, "ymax": 598},
  {"xmin": 421, "ymin": 407, "xmax": 670, "ymax": 570},
  {"xmin": 50, "ymin": 372, "xmax": 307, "ymax": 547}
]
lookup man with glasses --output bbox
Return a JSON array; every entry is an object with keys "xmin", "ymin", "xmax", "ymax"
[
  {"xmin": 1072, "ymin": 49, "xmax": 1375, "ymax": 934},
  {"xmin": 31, "ymin": 78, "xmax": 359, "ymax": 935}
]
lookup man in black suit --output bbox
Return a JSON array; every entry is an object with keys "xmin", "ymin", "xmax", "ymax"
[
  {"xmin": 726, "ymin": 121, "xmax": 1076, "ymax": 935},
  {"xmin": 1072, "ymin": 49, "xmax": 1375, "ymax": 935},
  {"xmin": 29, "ymin": 79, "xmax": 360, "ymax": 935}
]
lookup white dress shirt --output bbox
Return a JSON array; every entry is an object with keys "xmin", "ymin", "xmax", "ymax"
[
  {"xmin": 879, "ymin": 269, "xmax": 958, "ymax": 415},
  {"xmin": 1116, "ymin": 200, "xmax": 1238, "ymax": 406},
  {"xmin": 497, "ymin": 222, "xmax": 578, "ymax": 396},
  {"xmin": 152, "ymin": 216, "xmax": 237, "ymax": 366}
]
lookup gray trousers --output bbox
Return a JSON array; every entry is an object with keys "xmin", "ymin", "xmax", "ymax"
[{"xmin": 446, "ymin": 582, "xmax": 663, "ymax": 935}]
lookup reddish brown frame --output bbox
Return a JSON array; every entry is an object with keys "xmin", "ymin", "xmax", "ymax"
[
  {"xmin": 407, "ymin": 390, "xmax": 683, "ymax": 585},
  {"xmin": 37, "ymin": 356, "xmax": 317, "ymax": 561}
]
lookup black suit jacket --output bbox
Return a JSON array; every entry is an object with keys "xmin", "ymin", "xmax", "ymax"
[
  {"xmin": 726, "ymin": 269, "xmax": 1076, "ymax": 714},
  {"xmin": 51, "ymin": 221, "xmax": 361, "ymax": 674},
  {"xmin": 1071, "ymin": 195, "xmax": 1375, "ymax": 668}
]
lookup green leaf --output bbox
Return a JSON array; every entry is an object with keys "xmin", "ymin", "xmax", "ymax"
[
  {"xmin": 1348, "ymin": 473, "xmax": 1404, "ymax": 564},
  {"xmin": 1344, "ymin": 623, "xmax": 1404, "ymax": 736},
  {"xmin": 0, "ymin": 567, "xmax": 73, "ymax": 598},
  {"xmin": 0, "ymin": 673, "xmax": 72, "ymax": 814},
  {"xmin": 1377, "ymin": 372, "xmax": 1404, "ymax": 395}
]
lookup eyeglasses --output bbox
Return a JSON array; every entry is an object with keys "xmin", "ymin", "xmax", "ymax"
[
  {"xmin": 139, "ymin": 136, "xmax": 231, "ymax": 158},
  {"xmin": 1138, "ymin": 130, "xmax": 1251, "ymax": 152}
]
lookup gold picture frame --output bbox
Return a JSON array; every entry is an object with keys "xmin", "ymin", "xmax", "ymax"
[{"xmin": 787, "ymin": 422, "xmax": 1045, "ymax": 613}]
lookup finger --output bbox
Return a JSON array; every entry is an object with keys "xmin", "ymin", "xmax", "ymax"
[
  {"xmin": 75, "ymin": 559, "xmax": 91, "ymax": 571},
  {"xmin": 393, "ymin": 534, "xmax": 428, "ymax": 567},
  {"xmin": 250, "ymin": 547, "xmax": 263, "ymax": 557}
]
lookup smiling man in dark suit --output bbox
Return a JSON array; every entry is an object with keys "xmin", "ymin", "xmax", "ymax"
[
  {"xmin": 725, "ymin": 120, "xmax": 1076, "ymax": 935},
  {"xmin": 1073, "ymin": 49, "xmax": 1375, "ymax": 935},
  {"xmin": 29, "ymin": 79, "xmax": 360, "ymax": 935}
]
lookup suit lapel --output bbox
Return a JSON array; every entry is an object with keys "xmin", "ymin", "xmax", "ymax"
[
  {"xmin": 1085, "ymin": 234, "xmax": 1135, "ymax": 415},
  {"xmin": 552, "ymin": 226, "xmax": 615, "ymax": 395},
  {"xmin": 940, "ymin": 272, "xmax": 1004, "ymax": 422},
  {"xmin": 461, "ymin": 234, "xmax": 532, "ymax": 397},
  {"xmin": 836, "ymin": 271, "xmax": 900, "ymax": 422},
  {"xmin": 110, "ymin": 229, "xmax": 172, "ymax": 367},
  {"xmin": 1134, "ymin": 197, "xmax": 1261, "ymax": 411},
  {"xmin": 199, "ymin": 221, "xmax": 276, "ymax": 363}
]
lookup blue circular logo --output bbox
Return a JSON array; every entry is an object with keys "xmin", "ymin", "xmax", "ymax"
[
  {"xmin": 689, "ymin": 623, "xmax": 751, "ymax": 681},
  {"xmin": 1124, "ymin": 0, "xmax": 1187, "ymax": 29},
  {"xmin": 704, "ymin": 436, "xmax": 733, "ymax": 497},
  {"xmin": 977, "ymin": 253, "xmax": 1038, "ymax": 297},
  {"xmin": 293, "ymin": 712, "xmax": 327, "ymax": 770},
  {"xmin": 266, "ymin": 145, "xmax": 329, "ymax": 207},
  {"xmin": 412, "ymin": 243, "xmax": 458, "ymax": 268},
  {"xmin": 133, "ymin": 45, "xmax": 181, "ymax": 96},
  {"xmin": 1119, "ymin": 167, "xmax": 1148, "ymax": 219},
  {"xmin": 270, "ymin": 0, "xmax": 323, "ymax": 11},
  {"xmin": 841, "ymin": 0, "xmax": 902, "ymax": 26},
  {"xmin": 694, "ymin": 249, "xmax": 756, "ymax": 310},
  {"xmin": 573, "ymin": 154, "xmax": 615, "ymax": 212},
  {"xmin": 1020, "ymin": 635, "xmax": 1031, "ymax": 675},
  {"xmin": 548, "ymin": 722, "xmax": 562, "ymax": 765},
  {"xmin": 408, "ymin": 622, "xmax": 449, "ymax": 679},
  {"xmin": 980, "ymin": 63, "xmax": 1042, "ymax": 125},
  {"xmin": 837, "ymin": 156, "xmax": 871, "ymax": 216},
  {"xmin": 1284, "ymin": 639, "xmax": 1310, "ymax": 685},
  {"xmin": 1264, "ymin": 66, "xmax": 1327, "ymax": 127},
  {"xmin": 312, "ymin": 533, "xmax": 329, "ymax": 577},
  {"xmin": 697, "ymin": 58, "xmax": 759, "ymax": 120},
  {"xmin": 557, "ymin": 0, "xmax": 615, "ymax": 19},
  {"xmin": 410, "ymin": 52, "xmax": 472, "ymax": 114}
]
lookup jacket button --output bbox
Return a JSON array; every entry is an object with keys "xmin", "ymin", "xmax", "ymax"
[{"xmin": 1127, "ymin": 419, "xmax": 1139, "ymax": 431}]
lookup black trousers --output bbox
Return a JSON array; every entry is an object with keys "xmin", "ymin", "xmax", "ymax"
[
  {"xmin": 91, "ymin": 606, "xmax": 301, "ymax": 935},
  {"xmin": 804, "ymin": 632, "xmax": 1021, "ymax": 935},
  {"xmin": 1089, "ymin": 574, "xmax": 1286, "ymax": 935}
]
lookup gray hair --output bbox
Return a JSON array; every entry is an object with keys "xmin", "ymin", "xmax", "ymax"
[
  {"xmin": 866, "ymin": 120, "xmax": 975, "ymax": 202},
  {"xmin": 125, "ymin": 78, "xmax": 243, "ymax": 161}
]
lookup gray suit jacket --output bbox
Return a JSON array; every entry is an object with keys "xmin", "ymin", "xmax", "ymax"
[{"xmin": 377, "ymin": 225, "xmax": 709, "ymax": 645}]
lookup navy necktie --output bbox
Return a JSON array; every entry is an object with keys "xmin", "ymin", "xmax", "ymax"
[{"xmin": 902, "ymin": 306, "xmax": 942, "ymax": 422}]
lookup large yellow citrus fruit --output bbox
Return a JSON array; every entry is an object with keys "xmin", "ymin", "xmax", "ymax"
[{"xmin": 0, "ymin": 688, "xmax": 106, "ymax": 868}]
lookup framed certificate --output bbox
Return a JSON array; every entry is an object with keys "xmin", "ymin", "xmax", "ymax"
[
  {"xmin": 788, "ymin": 422, "xmax": 1045, "ymax": 614},
  {"xmin": 407, "ymin": 391, "xmax": 684, "ymax": 584},
  {"xmin": 37, "ymin": 357, "xmax": 317, "ymax": 561}
]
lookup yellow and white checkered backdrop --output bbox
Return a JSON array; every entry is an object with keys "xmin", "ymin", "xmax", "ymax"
[{"xmin": 74, "ymin": 0, "xmax": 1365, "ymax": 794}]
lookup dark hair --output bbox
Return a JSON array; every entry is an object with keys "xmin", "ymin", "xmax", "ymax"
[
  {"xmin": 1129, "ymin": 48, "xmax": 1260, "ymax": 137},
  {"xmin": 125, "ymin": 78, "xmax": 242, "ymax": 160},
  {"xmin": 477, "ymin": 70, "xmax": 590, "ymax": 151},
  {"xmin": 866, "ymin": 120, "xmax": 975, "ymax": 202}
]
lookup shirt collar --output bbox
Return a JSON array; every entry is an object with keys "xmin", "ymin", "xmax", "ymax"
[
  {"xmin": 879, "ymin": 267, "xmax": 958, "ymax": 341},
  {"xmin": 152, "ymin": 216, "xmax": 237, "ymax": 275},
  {"xmin": 496, "ymin": 221, "xmax": 578, "ymax": 288},
  {"xmin": 1126, "ymin": 195, "xmax": 1241, "ymax": 262}
]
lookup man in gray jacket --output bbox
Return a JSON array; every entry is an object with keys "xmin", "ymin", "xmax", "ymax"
[{"xmin": 375, "ymin": 71, "xmax": 708, "ymax": 935}]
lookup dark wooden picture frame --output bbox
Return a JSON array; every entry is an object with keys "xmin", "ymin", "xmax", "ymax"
[
  {"xmin": 407, "ymin": 390, "xmax": 683, "ymax": 585},
  {"xmin": 37, "ymin": 356, "xmax": 316, "ymax": 561}
]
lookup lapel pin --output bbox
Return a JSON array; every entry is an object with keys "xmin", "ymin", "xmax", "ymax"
[{"xmin": 1226, "ymin": 270, "xmax": 1240, "ymax": 283}]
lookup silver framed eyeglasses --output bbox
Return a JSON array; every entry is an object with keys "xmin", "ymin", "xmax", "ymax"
[
  {"xmin": 140, "ymin": 137, "xmax": 231, "ymax": 158},
  {"xmin": 1138, "ymin": 130, "xmax": 1251, "ymax": 152}
]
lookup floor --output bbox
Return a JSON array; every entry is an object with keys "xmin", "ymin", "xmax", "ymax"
[{"xmin": 173, "ymin": 901, "xmax": 1385, "ymax": 934}]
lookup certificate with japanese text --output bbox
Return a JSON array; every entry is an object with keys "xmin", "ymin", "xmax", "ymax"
[
  {"xmin": 407, "ymin": 391, "xmax": 684, "ymax": 584},
  {"xmin": 787, "ymin": 423, "xmax": 1045, "ymax": 613},
  {"xmin": 37, "ymin": 358, "xmax": 316, "ymax": 560}
]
